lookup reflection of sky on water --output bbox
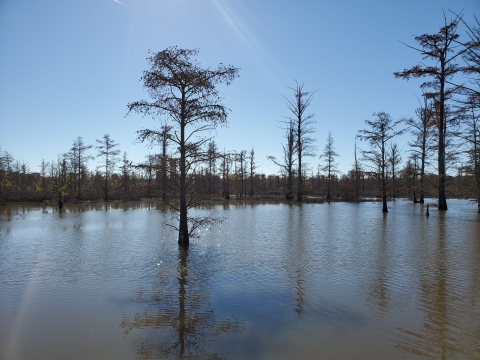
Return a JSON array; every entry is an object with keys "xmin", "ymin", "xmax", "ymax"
[{"xmin": 0, "ymin": 200, "xmax": 479, "ymax": 359}]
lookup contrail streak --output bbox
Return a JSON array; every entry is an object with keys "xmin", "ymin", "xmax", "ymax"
[{"xmin": 113, "ymin": 0, "xmax": 126, "ymax": 5}]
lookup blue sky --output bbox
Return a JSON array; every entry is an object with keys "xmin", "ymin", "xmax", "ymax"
[{"xmin": 1, "ymin": 0, "xmax": 478, "ymax": 176}]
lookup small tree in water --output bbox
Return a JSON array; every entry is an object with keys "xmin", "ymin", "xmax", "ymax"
[
  {"xmin": 95, "ymin": 134, "xmax": 120, "ymax": 201},
  {"xmin": 282, "ymin": 81, "xmax": 316, "ymax": 201},
  {"xmin": 319, "ymin": 131, "xmax": 339, "ymax": 200},
  {"xmin": 268, "ymin": 120, "xmax": 297, "ymax": 199},
  {"xmin": 127, "ymin": 47, "xmax": 239, "ymax": 248},
  {"xmin": 358, "ymin": 112, "xmax": 404, "ymax": 213}
]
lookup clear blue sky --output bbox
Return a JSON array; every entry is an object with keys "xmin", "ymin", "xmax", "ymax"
[{"xmin": 1, "ymin": 0, "xmax": 478, "ymax": 176}]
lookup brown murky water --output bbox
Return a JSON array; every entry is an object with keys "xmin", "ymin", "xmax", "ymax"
[{"xmin": 1, "ymin": 200, "xmax": 479, "ymax": 359}]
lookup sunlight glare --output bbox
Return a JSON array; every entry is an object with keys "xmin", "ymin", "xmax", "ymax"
[{"xmin": 210, "ymin": 0, "xmax": 283, "ymax": 88}]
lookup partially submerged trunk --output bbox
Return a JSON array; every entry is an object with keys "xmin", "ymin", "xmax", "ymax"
[
  {"xmin": 382, "ymin": 195, "xmax": 388, "ymax": 213},
  {"xmin": 326, "ymin": 165, "xmax": 331, "ymax": 200},
  {"xmin": 104, "ymin": 176, "xmax": 109, "ymax": 201},
  {"xmin": 476, "ymin": 171, "xmax": 480, "ymax": 213},
  {"xmin": 286, "ymin": 170, "xmax": 294, "ymax": 200},
  {"xmin": 477, "ymin": 191, "xmax": 480, "ymax": 213},
  {"xmin": 382, "ymin": 144, "xmax": 388, "ymax": 213},
  {"xmin": 437, "ymin": 59, "xmax": 448, "ymax": 211},
  {"xmin": 178, "ymin": 109, "xmax": 189, "ymax": 248},
  {"xmin": 420, "ymin": 108, "xmax": 427, "ymax": 204},
  {"xmin": 382, "ymin": 174, "xmax": 388, "ymax": 212},
  {"xmin": 413, "ymin": 191, "xmax": 419, "ymax": 203},
  {"xmin": 297, "ymin": 161, "xmax": 303, "ymax": 202}
]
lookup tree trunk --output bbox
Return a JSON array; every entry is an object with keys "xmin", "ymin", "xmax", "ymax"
[
  {"xmin": 297, "ymin": 110, "xmax": 303, "ymax": 202},
  {"xmin": 382, "ymin": 147, "xmax": 388, "ymax": 213},
  {"xmin": 104, "ymin": 174, "xmax": 108, "ymax": 201},
  {"xmin": 382, "ymin": 195, "xmax": 388, "ymax": 212},
  {"xmin": 250, "ymin": 175, "xmax": 254, "ymax": 196},
  {"xmin": 297, "ymin": 160, "xmax": 303, "ymax": 201},
  {"xmin": 162, "ymin": 143, "xmax": 167, "ymax": 201},
  {"xmin": 477, "ymin": 191, "xmax": 480, "ymax": 213},
  {"xmin": 287, "ymin": 164, "xmax": 293, "ymax": 200},
  {"xmin": 476, "ymin": 167, "xmax": 480, "ymax": 213},
  {"xmin": 178, "ymin": 106, "xmax": 189, "ymax": 248},
  {"xmin": 420, "ymin": 107, "xmax": 427, "ymax": 204},
  {"xmin": 438, "ymin": 61, "xmax": 448, "ymax": 210},
  {"xmin": 326, "ymin": 165, "xmax": 331, "ymax": 200},
  {"xmin": 224, "ymin": 157, "xmax": 230, "ymax": 200}
]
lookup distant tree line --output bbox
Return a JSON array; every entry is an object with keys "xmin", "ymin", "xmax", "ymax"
[{"xmin": 0, "ymin": 137, "xmax": 477, "ymax": 203}]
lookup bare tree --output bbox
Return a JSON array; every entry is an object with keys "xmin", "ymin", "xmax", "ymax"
[
  {"xmin": 137, "ymin": 154, "xmax": 157, "ymax": 198},
  {"xmin": 236, "ymin": 150, "xmax": 246, "ymax": 198},
  {"xmin": 128, "ymin": 47, "xmax": 239, "ymax": 248},
  {"xmin": 119, "ymin": 152, "xmax": 131, "ymax": 199},
  {"xmin": 206, "ymin": 141, "xmax": 218, "ymax": 196},
  {"xmin": 221, "ymin": 150, "xmax": 231, "ymax": 199},
  {"xmin": 404, "ymin": 90, "xmax": 435, "ymax": 203},
  {"xmin": 458, "ymin": 94, "xmax": 480, "ymax": 211},
  {"xmin": 158, "ymin": 120, "xmax": 173, "ymax": 201},
  {"xmin": 70, "ymin": 136, "xmax": 93, "ymax": 200},
  {"xmin": 249, "ymin": 147, "xmax": 256, "ymax": 196},
  {"xmin": 319, "ymin": 131, "xmax": 339, "ymax": 200},
  {"xmin": 358, "ymin": 112, "xmax": 404, "ymax": 213},
  {"xmin": 388, "ymin": 142, "xmax": 403, "ymax": 199},
  {"xmin": 96, "ymin": 134, "xmax": 120, "ymax": 201},
  {"xmin": 353, "ymin": 137, "xmax": 362, "ymax": 200},
  {"xmin": 56, "ymin": 154, "xmax": 69, "ymax": 208},
  {"xmin": 394, "ymin": 13, "xmax": 466, "ymax": 210},
  {"xmin": 282, "ymin": 81, "xmax": 316, "ymax": 201},
  {"xmin": 39, "ymin": 159, "xmax": 49, "ymax": 192},
  {"xmin": 268, "ymin": 120, "xmax": 297, "ymax": 199}
]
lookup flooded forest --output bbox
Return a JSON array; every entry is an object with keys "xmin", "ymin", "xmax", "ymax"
[
  {"xmin": 1, "ymin": 9, "xmax": 480, "ymax": 360},
  {"xmin": 2, "ymin": 17, "xmax": 480, "ymax": 214}
]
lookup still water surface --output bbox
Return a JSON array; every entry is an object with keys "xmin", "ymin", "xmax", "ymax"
[{"xmin": 1, "ymin": 200, "xmax": 479, "ymax": 359}]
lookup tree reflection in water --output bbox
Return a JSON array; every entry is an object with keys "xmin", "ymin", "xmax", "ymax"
[
  {"xmin": 394, "ymin": 212, "xmax": 480, "ymax": 359},
  {"xmin": 285, "ymin": 204, "xmax": 306, "ymax": 318},
  {"xmin": 120, "ymin": 248, "xmax": 244, "ymax": 359},
  {"xmin": 368, "ymin": 213, "xmax": 391, "ymax": 316}
]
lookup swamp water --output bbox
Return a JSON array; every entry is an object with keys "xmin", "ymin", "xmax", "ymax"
[{"xmin": 0, "ymin": 200, "xmax": 479, "ymax": 360}]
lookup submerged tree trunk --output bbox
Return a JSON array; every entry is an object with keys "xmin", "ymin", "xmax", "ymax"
[
  {"xmin": 286, "ymin": 171, "xmax": 294, "ymax": 199},
  {"xmin": 297, "ymin": 154, "xmax": 303, "ymax": 201},
  {"xmin": 326, "ymin": 166, "xmax": 331, "ymax": 200},
  {"xmin": 477, "ymin": 188, "xmax": 480, "ymax": 213},
  {"xmin": 162, "ymin": 136, "xmax": 168, "ymax": 201},
  {"xmin": 382, "ymin": 153, "xmax": 388, "ymax": 213},
  {"xmin": 104, "ymin": 151, "xmax": 110, "ymax": 201},
  {"xmin": 224, "ymin": 153, "xmax": 230, "ymax": 200},
  {"xmin": 419, "ymin": 162, "xmax": 425, "ymax": 204},
  {"xmin": 438, "ymin": 70, "xmax": 448, "ymax": 210},
  {"xmin": 476, "ymin": 140, "xmax": 480, "ymax": 213},
  {"xmin": 178, "ymin": 113, "xmax": 189, "ymax": 248},
  {"xmin": 476, "ymin": 162, "xmax": 480, "ymax": 214},
  {"xmin": 420, "ymin": 103, "xmax": 427, "ymax": 204}
]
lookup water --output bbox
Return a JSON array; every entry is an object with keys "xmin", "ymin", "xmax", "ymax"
[{"xmin": 1, "ymin": 200, "xmax": 479, "ymax": 359}]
